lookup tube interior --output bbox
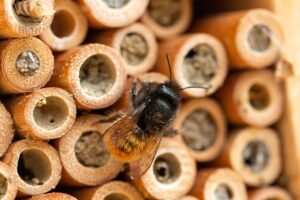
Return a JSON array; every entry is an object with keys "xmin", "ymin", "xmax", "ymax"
[
  {"xmin": 214, "ymin": 184, "xmax": 233, "ymax": 200},
  {"xmin": 13, "ymin": 0, "xmax": 44, "ymax": 24},
  {"xmin": 248, "ymin": 24, "xmax": 272, "ymax": 52},
  {"xmin": 182, "ymin": 109, "xmax": 217, "ymax": 151},
  {"xmin": 148, "ymin": 0, "xmax": 182, "ymax": 27},
  {"xmin": 153, "ymin": 153, "xmax": 181, "ymax": 184},
  {"xmin": 120, "ymin": 32, "xmax": 149, "ymax": 66},
  {"xmin": 102, "ymin": 0, "xmax": 129, "ymax": 9},
  {"xmin": 0, "ymin": 173, "xmax": 7, "ymax": 199},
  {"xmin": 104, "ymin": 193, "xmax": 129, "ymax": 200},
  {"xmin": 79, "ymin": 54, "xmax": 115, "ymax": 98},
  {"xmin": 16, "ymin": 51, "xmax": 40, "ymax": 76},
  {"xmin": 249, "ymin": 84, "xmax": 270, "ymax": 111},
  {"xmin": 33, "ymin": 96, "xmax": 69, "ymax": 130},
  {"xmin": 75, "ymin": 131, "xmax": 110, "ymax": 168},
  {"xmin": 51, "ymin": 10, "xmax": 75, "ymax": 38},
  {"xmin": 17, "ymin": 149, "xmax": 51, "ymax": 186}
]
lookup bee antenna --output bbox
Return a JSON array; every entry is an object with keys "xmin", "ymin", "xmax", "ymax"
[
  {"xmin": 166, "ymin": 53, "xmax": 173, "ymax": 82},
  {"xmin": 180, "ymin": 85, "xmax": 210, "ymax": 91}
]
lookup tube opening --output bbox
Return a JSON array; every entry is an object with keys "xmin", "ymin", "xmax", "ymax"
[
  {"xmin": 249, "ymin": 84, "xmax": 270, "ymax": 111},
  {"xmin": 79, "ymin": 54, "xmax": 115, "ymax": 98},
  {"xmin": 243, "ymin": 140, "xmax": 269, "ymax": 172},
  {"xmin": 0, "ymin": 173, "xmax": 7, "ymax": 199},
  {"xmin": 75, "ymin": 131, "xmax": 110, "ymax": 168},
  {"xmin": 121, "ymin": 32, "xmax": 148, "ymax": 66},
  {"xmin": 104, "ymin": 193, "xmax": 129, "ymax": 200},
  {"xmin": 16, "ymin": 51, "xmax": 40, "ymax": 76},
  {"xmin": 148, "ymin": 0, "xmax": 182, "ymax": 27},
  {"xmin": 182, "ymin": 109, "xmax": 217, "ymax": 151},
  {"xmin": 153, "ymin": 153, "xmax": 181, "ymax": 184},
  {"xmin": 214, "ymin": 184, "xmax": 233, "ymax": 200},
  {"xmin": 13, "ymin": 0, "xmax": 45, "ymax": 24},
  {"xmin": 102, "ymin": 0, "xmax": 129, "ymax": 9},
  {"xmin": 183, "ymin": 44, "xmax": 218, "ymax": 86},
  {"xmin": 17, "ymin": 149, "xmax": 51, "ymax": 186},
  {"xmin": 33, "ymin": 96, "xmax": 69, "ymax": 130},
  {"xmin": 248, "ymin": 25, "xmax": 271, "ymax": 52},
  {"xmin": 51, "ymin": 10, "xmax": 75, "ymax": 38}
]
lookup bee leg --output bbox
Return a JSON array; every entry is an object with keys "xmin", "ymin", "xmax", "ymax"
[
  {"xmin": 164, "ymin": 128, "xmax": 178, "ymax": 137},
  {"xmin": 132, "ymin": 80, "xmax": 149, "ymax": 108}
]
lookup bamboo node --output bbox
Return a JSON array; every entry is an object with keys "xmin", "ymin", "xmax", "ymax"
[
  {"xmin": 102, "ymin": 0, "xmax": 129, "ymax": 9},
  {"xmin": 248, "ymin": 25, "xmax": 271, "ymax": 52},
  {"xmin": 215, "ymin": 184, "xmax": 233, "ymax": 200},
  {"xmin": 16, "ymin": 51, "xmax": 40, "ymax": 76}
]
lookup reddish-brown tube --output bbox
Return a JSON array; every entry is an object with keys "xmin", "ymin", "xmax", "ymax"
[
  {"xmin": 7, "ymin": 87, "xmax": 76, "ymax": 140},
  {"xmin": 155, "ymin": 34, "xmax": 228, "ymax": 98},
  {"xmin": 0, "ymin": 102, "xmax": 14, "ymax": 157},
  {"xmin": 248, "ymin": 187, "xmax": 293, "ymax": 200},
  {"xmin": 189, "ymin": 168, "xmax": 247, "ymax": 200},
  {"xmin": 141, "ymin": 0, "xmax": 193, "ymax": 39},
  {"xmin": 91, "ymin": 23, "xmax": 158, "ymax": 75},
  {"xmin": 0, "ymin": 162, "xmax": 18, "ymax": 200},
  {"xmin": 191, "ymin": 9, "xmax": 284, "ymax": 69},
  {"xmin": 0, "ymin": 0, "xmax": 54, "ymax": 38},
  {"xmin": 173, "ymin": 98, "xmax": 226, "ymax": 162},
  {"xmin": 0, "ymin": 37, "xmax": 54, "ymax": 94},
  {"xmin": 213, "ymin": 127, "xmax": 281, "ymax": 187},
  {"xmin": 3, "ymin": 139, "xmax": 62, "ymax": 197},
  {"xmin": 77, "ymin": 0, "xmax": 148, "ymax": 28},
  {"xmin": 26, "ymin": 193, "xmax": 77, "ymax": 200},
  {"xmin": 217, "ymin": 70, "xmax": 283, "ymax": 127},
  {"xmin": 72, "ymin": 181, "xmax": 143, "ymax": 200},
  {"xmin": 56, "ymin": 114, "xmax": 123, "ymax": 186},
  {"xmin": 48, "ymin": 44, "xmax": 127, "ymax": 110},
  {"xmin": 39, "ymin": 0, "xmax": 88, "ymax": 51},
  {"xmin": 133, "ymin": 137, "xmax": 196, "ymax": 200}
]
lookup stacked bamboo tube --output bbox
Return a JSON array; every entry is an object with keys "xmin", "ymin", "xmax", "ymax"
[{"xmin": 0, "ymin": 0, "xmax": 292, "ymax": 199}]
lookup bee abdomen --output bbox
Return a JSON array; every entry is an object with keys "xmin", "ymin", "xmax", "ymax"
[
  {"xmin": 13, "ymin": 0, "xmax": 52, "ymax": 19},
  {"xmin": 122, "ymin": 134, "xmax": 146, "ymax": 153}
]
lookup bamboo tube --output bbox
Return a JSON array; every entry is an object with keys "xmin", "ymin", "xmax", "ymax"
[
  {"xmin": 189, "ymin": 168, "xmax": 247, "ymax": 200},
  {"xmin": 214, "ymin": 127, "xmax": 281, "ymax": 187},
  {"xmin": 173, "ymin": 98, "xmax": 226, "ymax": 162},
  {"xmin": 132, "ymin": 137, "xmax": 196, "ymax": 200},
  {"xmin": 0, "ymin": 162, "xmax": 18, "ymax": 200},
  {"xmin": 155, "ymin": 34, "xmax": 228, "ymax": 98},
  {"xmin": 141, "ymin": 0, "xmax": 193, "ymax": 39},
  {"xmin": 7, "ymin": 87, "xmax": 76, "ymax": 140},
  {"xmin": 48, "ymin": 44, "xmax": 127, "ymax": 110},
  {"xmin": 0, "ymin": 0, "xmax": 54, "ymax": 38},
  {"xmin": 56, "ymin": 114, "xmax": 123, "ymax": 186},
  {"xmin": 0, "ymin": 37, "xmax": 54, "ymax": 94},
  {"xmin": 3, "ymin": 139, "xmax": 62, "ymax": 197},
  {"xmin": 77, "ymin": 0, "xmax": 148, "ymax": 29},
  {"xmin": 26, "ymin": 193, "xmax": 77, "ymax": 200},
  {"xmin": 72, "ymin": 181, "xmax": 143, "ymax": 200},
  {"xmin": 91, "ymin": 23, "xmax": 157, "ymax": 75},
  {"xmin": 39, "ymin": 0, "xmax": 88, "ymax": 52},
  {"xmin": 191, "ymin": 9, "xmax": 283, "ymax": 69},
  {"xmin": 217, "ymin": 70, "xmax": 283, "ymax": 127},
  {"xmin": 179, "ymin": 196, "xmax": 198, "ymax": 200},
  {"xmin": 0, "ymin": 102, "xmax": 14, "ymax": 157},
  {"xmin": 248, "ymin": 187, "xmax": 293, "ymax": 200}
]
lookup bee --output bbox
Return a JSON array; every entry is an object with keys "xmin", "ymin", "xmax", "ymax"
[{"xmin": 99, "ymin": 55, "xmax": 207, "ymax": 179}]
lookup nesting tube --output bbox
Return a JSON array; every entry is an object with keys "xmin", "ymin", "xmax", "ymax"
[
  {"xmin": 26, "ymin": 193, "xmax": 77, "ymax": 200},
  {"xmin": 56, "ymin": 114, "xmax": 123, "ymax": 186},
  {"xmin": 248, "ymin": 187, "xmax": 293, "ymax": 200},
  {"xmin": 214, "ymin": 127, "xmax": 281, "ymax": 187},
  {"xmin": 0, "ymin": 0, "xmax": 54, "ymax": 38},
  {"xmin": 0, "ymin": 162, "xmax": 18, "ymax": 200},
  {"xmin": 91, "ymin": 23, "xmax": 157, "ymax": 75},
  {"xmin": 189, "ymin": 168, "xmax": 247, "ymax": 200},
  {"xmin": 133, "ymin": 138, "xmax": 196, "ymax": 200},
  {"xmin": 191, "ymin": 9, "xmax": 283, "ymax": 69},
  {"xmin": 0, "ymin": 37, "xmax": 54, "ymax": 94},
  {"xmin": 3, "ymin": 139, "xmax": 62, "ymax": 197},
  {"xmin": 141, "ymin": 0, "xmax": 193, "ymax": 39},
  {"xmin": 39, "ymin": 0, "xmax": 88, "ymax": 51},
  {"xmin": 179, "ymin": 196, "xmax": 198, "ymax": 200},
  {"xmin": 173, "ymin": 98, "xmax": 226, "ymax": 162},
  {"xmin": 78, "ymin": 0, "xmax": 148, "ymax": 28},
  {"xmin": 155, "ymin": 34, "xmax": 228, "ymax": 98},
  {"xmin": 0, "ymin": 102, "xmax": 14, "ymax": 157},
  {"xmin": 72, "ymin": 181, "xmax": 143, "ymax": 200},
  {"xmin": 7, "ymin": 87, "xmax": 76, "ymax": 140},
  {"xmin": 48, "ymin": 44, "xmax": 127, "ymax": 110},
  {"xmin": 217, "ymin": 70, "xmax": 283, "ymax": 127}
]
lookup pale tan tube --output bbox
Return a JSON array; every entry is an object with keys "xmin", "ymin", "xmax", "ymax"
[
  {"xmin": 91, "ymin": 23, "xmax": 158, "ymax": 75},
  {"xmin": 213, "ymin": 127, "xmax": 281, "ymax": 187},
  {"xmin": 155, "ymin": 34, "xmax": 228, "ymax": 98},
  {"xmin": 141, "ymin": 0, "xmax": 193, "ymax": 39},
  {"xmin": 56, "ymin": 114, "xmax": 123, "ymax": 186},
  {"xmin": 26, "ymin": 193, "xmax": 77, "ymax": 200},
  {"xmin": 3, "ymin": 139, "xmax": 62, "ymax": 197},
  {"xmin": 0, "ymin": 0, "xmax": 54, "ymax": 38},
  {"xmin": 40, "ymin": 0, "xmax": 88, "ymax": 51},
  {"xmin": 0, "ymin": 162, "xmax": 17, "ymax": 200},
  {"xmin": 173, "ymin": 98, "xmax": 226, "ymax": 162},
  {"xmin": 189, "ymin": 168, "xmax": 247, "ymax": 200},
  {"xmin": 191, "ymin": 9, "xmax": 284, "ymax": 69},
  {"xmin": 248, "ymin": 187, "xmax": 293, "ymax": 200},
  {"xmin": 133, "ymin": 137, "xmax": 196, "ymax": 200},
  {"xmin": 0, "ymin": 102, "xmax": 14, "ymax": 157},
  {"xmin": 217, "ymin": 70, "xmax": 283, "ymax": 127},
  {"xmin": 48, "ymin": 44, "xmax": 127, "ymax": 110},
  {"xmin": 72, "ymin": 181, "xmax": 143, "ymax": 200}
]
